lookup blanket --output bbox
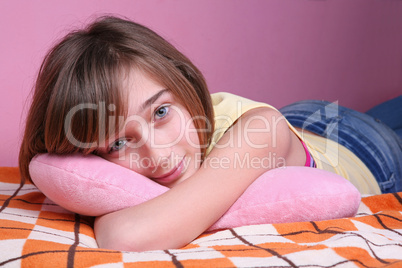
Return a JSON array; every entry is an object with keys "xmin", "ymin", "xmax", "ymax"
[{"xmin": 1, "ymin": 167, "xmax": 402, "ymax": 267}]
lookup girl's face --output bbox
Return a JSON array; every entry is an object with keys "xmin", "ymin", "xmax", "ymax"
[{"xmin": 98, "ymin": 69, "xmax": 202, "ymax": 188}]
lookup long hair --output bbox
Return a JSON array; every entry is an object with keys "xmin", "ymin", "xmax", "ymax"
[{"xmin": 19, "ymin": 16, "xmax": 214, "ymax": 183}]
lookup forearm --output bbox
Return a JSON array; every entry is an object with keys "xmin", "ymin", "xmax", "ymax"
[{"xmin": 95, "ymin": 166, "xmax": 258, "ymax": 251}]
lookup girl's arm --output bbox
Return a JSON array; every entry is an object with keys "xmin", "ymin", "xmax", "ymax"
[{"xmin": 94, "ymin": 107, "xmax": 305, "ymax": 251}]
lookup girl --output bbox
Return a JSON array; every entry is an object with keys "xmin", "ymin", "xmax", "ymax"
[{"xmin": 19, "ymin": 16, "xmax": 401, "ymax": 251}]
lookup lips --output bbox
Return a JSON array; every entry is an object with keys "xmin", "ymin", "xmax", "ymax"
[{"xmin": 152, "ymin": 159, "xmax": 185, "ymax": 185}]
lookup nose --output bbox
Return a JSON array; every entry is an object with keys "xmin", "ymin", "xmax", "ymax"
[{"xmin": 136, "ymin": 139, "xmax": 172, "ymax": 172}]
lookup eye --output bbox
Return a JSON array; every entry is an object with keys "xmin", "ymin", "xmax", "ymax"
[
  {"xmin": 153, "ymin": 105, "xmax": 170, "ymax": 120},
  {"xmin": 109, "ymin": 139, "xmax": 127, "ymax": 153}
]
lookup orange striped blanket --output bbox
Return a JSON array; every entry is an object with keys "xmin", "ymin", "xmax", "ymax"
[{"xmin": 1, "ymin": 167, "xmax": 402, "ymax": 267}]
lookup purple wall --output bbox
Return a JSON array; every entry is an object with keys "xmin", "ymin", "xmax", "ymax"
[{"xmin": 1, "ymin": 0, "xmax": 402, "ymax": 167}]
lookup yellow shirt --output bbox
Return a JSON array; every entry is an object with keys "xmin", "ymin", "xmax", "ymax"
[{"xmin": 206, "ymin": 92, "xmax": 381, "ymax": 195}]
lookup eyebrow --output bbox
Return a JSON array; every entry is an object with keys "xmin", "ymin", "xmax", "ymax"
[{"xmin": 141, "ymin": 89, "xmax": 169, "ymax": 110}]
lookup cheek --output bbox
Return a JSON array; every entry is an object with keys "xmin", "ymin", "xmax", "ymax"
[
  {"xmin": 102, "ymin": 154, "xmax": 132, "ymax": 170},
  {"xmin": 153, "ymin": 117, "xmax": 184, "ymax": 145},
  {"xmin": 153, "ymin": 109, "xmax": 201, "ymax": 153},
  {"xmin": 158, "ymin": 109, "xmax": 191, "ymax": 143},
  {"xmin": 184, "ymin": 121, "xmax": 200, "ymax": 149}
]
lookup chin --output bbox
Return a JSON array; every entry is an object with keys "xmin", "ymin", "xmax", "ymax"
[{"xmin": 165, "ymin": 175, "xmax": 189, "ymax": 188}]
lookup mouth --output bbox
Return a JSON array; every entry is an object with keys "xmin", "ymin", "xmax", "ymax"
[{"xmin": 152, "ymin": 158, "xmax": 185, "ymax": 185}]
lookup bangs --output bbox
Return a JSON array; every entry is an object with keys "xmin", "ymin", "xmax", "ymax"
[
  {"xmin": 68, "ymin": 65, "xmax": 130, "ymax": 155},
  {"xmin": 44, "ymin": 40, "xmax": 130, "ymax": 155}
]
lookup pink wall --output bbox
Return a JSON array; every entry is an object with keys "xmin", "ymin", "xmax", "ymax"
[{"xmin": 1, "ymin": 0, "xmax": 402, "ymax": 167}]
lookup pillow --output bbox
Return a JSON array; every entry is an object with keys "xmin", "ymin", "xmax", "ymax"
[{"xmin": 29, "ymin": 153, "xmax": 361, "ymax": 231}]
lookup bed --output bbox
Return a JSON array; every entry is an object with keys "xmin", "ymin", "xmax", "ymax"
[{"xmin": 1, "ymin": 166, "xmax": 402, "ymax": 267}]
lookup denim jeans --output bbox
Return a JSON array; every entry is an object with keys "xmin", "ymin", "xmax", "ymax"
[
  {"xmin": 279, "ymin": 99, "xmax": 402, "ymax": 194},
  {"xmin": 366, "ymin": 96, "xmax": 402, "ymax": 141}
]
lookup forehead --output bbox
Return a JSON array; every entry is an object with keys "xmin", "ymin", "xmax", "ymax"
[
  {"xmin": 123, "ymin": 68, "xmax": 166, "ymax": 107},
  {"xmin": 125, "ymin": 67, "xmax": 163, "ymax": 91}
]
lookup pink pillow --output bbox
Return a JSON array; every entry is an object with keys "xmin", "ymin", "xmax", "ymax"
[{"xmin": 29, "ymin": 153, "xmax": 361, "ymax": 231}]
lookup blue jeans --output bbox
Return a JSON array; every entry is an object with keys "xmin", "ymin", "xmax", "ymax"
[{"xmin": 279, "ymin": 97, "xmax": 402, "ymax": 194}]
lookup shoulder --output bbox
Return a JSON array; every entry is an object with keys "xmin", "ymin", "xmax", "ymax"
[
  {"xmin": 211, "ymin": 92, "xmax": 277, "ymax": 111},
  {"xmin": 238, "ymin": 106, "xmax": 292, "ymax": 148},
  {"xmin": 207, "ymin": 92, "xmax": 290, "ymax": 156},
  {"xmin": 211, "ymin": 92, "xmax": 279, "ymax": 132}
]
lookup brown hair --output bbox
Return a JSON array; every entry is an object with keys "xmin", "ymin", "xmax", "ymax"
[{"xmin": 19, "ymin": 16, "xmax": 214, "ymax": 183}]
